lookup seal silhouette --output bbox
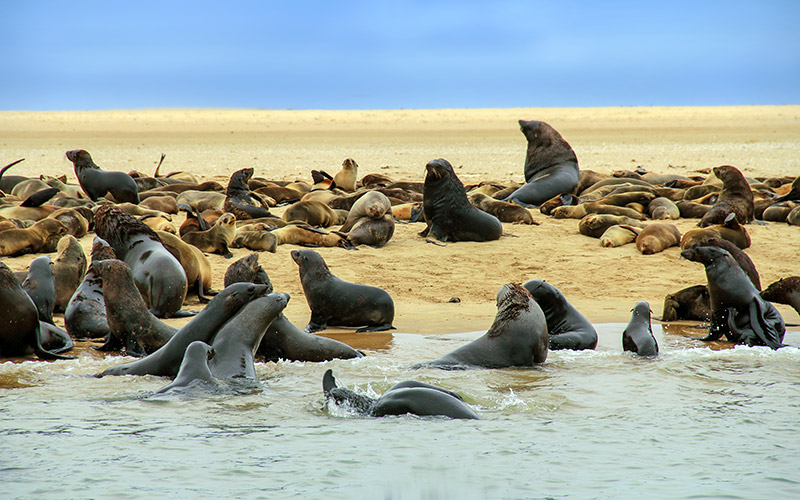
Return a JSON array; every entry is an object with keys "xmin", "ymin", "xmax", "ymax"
[{"xmin": 622, "ymin": 301, "xmax": 659, "ymax": 356}]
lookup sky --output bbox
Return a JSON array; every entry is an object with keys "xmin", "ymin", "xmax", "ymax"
[{"xmin": 2, "ymin": 1, "xmax": 798, "ymax": 110}]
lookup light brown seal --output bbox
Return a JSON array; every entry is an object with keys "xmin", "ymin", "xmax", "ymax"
[
  {"xmin": 552, "ymin": 202, "xmax": 647, "ymax": 220},
  {"xmin": 332, "ymin": 158, "xmax": 358, "ymax": 192},
  {"xmin": 648, "ymin": 197, "xmax": 680, "ymax": 220},
  {"xmin": 578, "ymin": 214, "xmax": 645, "ymax": 238},
  {"xmin": 156, "ymin": 230, "xmax": 214, "ymax": 301},
  {"xmin": 681, "ymin": 213, "xmax": 750, "ymax": 250},
  {"xmin": 282, "ymin": 199, "xmax": 342, "ymax": 227},
  {"xmin": 468, "ymin": 192, "xmax": 537, "ymax": 224},
  {"xmin": 0, "ymin": 218, "xmax": 68, "ymax": 257},
  {"xmin": 181, "ymin": 212, "xmax": 236, "ymax": 258},
  {"xmin": 52, "ymin": 235, "xmax": 88, "ymax": 313},
  {"xmin": 635, "ymin": 223, "xmax": 681, "ymax": 255},
  {"xmin": 600, "ymin": 224, "xmax": 640, "ymax": 247}
]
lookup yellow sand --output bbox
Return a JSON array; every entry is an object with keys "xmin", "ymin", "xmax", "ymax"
[{"xmin": 1, "ymin": 106, "xmax": 799, "ymax": 335}]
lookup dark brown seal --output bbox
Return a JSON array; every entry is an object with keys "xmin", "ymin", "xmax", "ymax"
[
  {"xmin": 699, "ymin": 165, "xmax": 754, "ymax": 227},
  {"xmin": 760, "ymin": 277, "xmax": 800, "ymax": 317},
  {"xmin": 65, "ymin": 237, "xmax": 115, "ymax": 340},
  {"xmin": 65, "ymin": 149, "xmax": 140, "ymax": 203},
  {"xmin": 578, "ymin": 214, "xmax": 645, "ymax": 238},
  {"xmin": 622, "ymin": 301, "xmax": 658, "ymax": 356},
  {"xmin": 468, "ymin": 192, "xmax": 537, "ymax": 224},
  {"xmin": 22, "ymin": 256, "xmax": 57, "ymax": 325},
  {"xmin": 224, "ymin": 253, "xmax": 271, "ymax": 289},
  {"xmin": 661, "ymin": 285, "xmax": 711, "ymax": 322},
  {"xmin": 223, "ymin": 167, "xmax": 274, "ymax": 220}
]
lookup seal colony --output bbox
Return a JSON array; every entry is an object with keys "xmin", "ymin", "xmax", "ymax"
[{"xmin": 1, "ymin": 112, "xmax": 798, "ymax": 419}]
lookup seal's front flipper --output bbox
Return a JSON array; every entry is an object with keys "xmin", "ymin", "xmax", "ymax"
[
  {"xmin": 322, "ymin": 369, "xmax": 338, "ymax": 394},
  {"xmin": 355, "ymin": 323, "xmax": 395, "ymax": 333},
  {"xmin": 168, "ymin": 309, "xmax": 200, "ymax": 318},
  {"xmin": 305, "ymin": 321, "xmax": 327, "ymax": 333}
]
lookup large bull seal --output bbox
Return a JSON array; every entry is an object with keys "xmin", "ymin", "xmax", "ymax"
[
  {"xmin": 65, "ymin": 149, "xmax": 140, "ymax": 203},
  {"xmin": 504, "ymin": 120, "xmax": 580, "ymax": 206},
  {"xmin": 323, "ymin": 369, "xmax": 479, "ymax": 419},
  {"xmin": 421, "ymin": 158, "xmax": 502, "ymax": 242},
  {"xmin": 523, "ymin": 280, "xmax": 597, "ymax": 350},
  {"xmin": 418, "ymin": 283, "xmax": 548, "ymax": 369}
]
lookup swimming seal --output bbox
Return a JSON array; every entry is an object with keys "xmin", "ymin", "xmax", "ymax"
[
  {"xmin": 323, "ymin": 369, "xmax": 479, "ymax": 419},
  {"xmin": 418, "ymin": 283, "xmax": 548, "ymax": 369},
  {"xmin": 523, "ymin": 280, "xmax": 597, "ymax": 350},
  {"xmin": 64, "ymin": 237, "xmax": 115, "ymax": 340},
  {"xmin": 155, "ymin": 341, "xmax": 216, "ymax": 394},
  {"xmin": 65, "ymin": 149, "xmax": 140, "ymax": 203},
  {"xmin": 503, "ymin": 120, "xmax": 580, "ymax": 206},
  {"xmin": 208, "ymin": 293, "xmax": 289, "ymax": 379},
  {"xmin": 52, "ymin": 235, "xmax": 88, "ymax": 313},
  {"xmin": 681, "ymin": 245, "xmax": 785, "ymax": 349},
  {"xmin": 97, "ymin": 282, "xmax": 269, "ymax": 377},
  {"xmin": 421, "ymin": 158, "xmax": 502, "ymax": 242},
  {"xmin": 94, "ymin": 205, "xmax": 188, "ymax": 318},
  {"xmin": 622, "ymin": 301, "xmax": 659, "ymax": 356},
  {"xmin": 291, "ymin": 249, "xmax": 395, "ymax": 333},
  {"xmin": 699, "ymin": 165, "xmax": 754, "ymax": 227}
]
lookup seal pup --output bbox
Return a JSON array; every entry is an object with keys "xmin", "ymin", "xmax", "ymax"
[
  {"xmin": 94, "ymin": 205, "xmax": 188, "ymax": 318},
  {"xmin": 224, "ymin": 253, "xmax": 271, "ymax": 289},
  {"xmin": 97, "ymin": 282, "xmax": 270, "ymax": 378},
  {"xmin": 65, "ymin": 149, "xmax": 140, "ymax": 203},
  {"xmin": 622, "ymin": 301, "xmax": 659, "ymax": 356},
  {"xmin": 523, "ymin": 280, "xmax": 597, "ymax": 350},
  {"xmin": 180, "ymin": 212, "xmax": 236, "ymax": 258},
  {"xmin": 699, "ymin": 165, "xmax": 754, "ymax": 227},
  {"xmin": 339, "ymin": 190, "xmax": 395, "ymax": 247},
  {"xmin": 52, "ymin": 235, "xmax": 87, "ymax": 313},
  {"xmin": 0, "ymin": 261, "xmax": 73, "ymax": 360},
  {"xmin": 421, "ymin": 158, "xmax": 502, "ymax": 242},
  {"xmin": 419, "ymin": 283, "xmax": 548, "ymax": 369},
  {"xmin": 661, "ymin": 285, "xmax": 711, "ymax": 322},
  {"xmin": 323, "ymin": 369, "xmax": 479, "ymax": 419},
  {"xmin": 223, "ymin": 167, "xmax": 273, "ymax": 220},
  {"xmin": 65, "ymin": 237, "xmax": 115, "ymax": 340},
  {"xmin": 648, "ymin": 197, "xmax": 680, "ymax": 220},
  {"xmin": 681, "ymin": 245, "xmax": 785, "ymax": 349},
  {"xmin": 21, "ymin": 256, "xmax": 57, "ymax": 325},
  {"xmin": 0, "ymin": 218, "xmax": 68, "ymax": 257},
  {"xmin": 291, "ymin": 249, "xmax": 394, "ymax": 333},
  {"xmin": 635, "ymin": 223, "xmax": 681, "ymax": 255},
  {"xmin": 208, "ymin": 293, "xmax": 289, "ymax": 379},
  {"xmin": 332, "ymin": 158, "xmax": 358, "ymax": 192},
  {"xmin": 155, "ymin": 341, "xmax": 217, "ymax": 394},
  {"xmin": 761, "ymin": 277, "xmax": 800, "ymax": 317},
  {"xmin": 681, "ymin": 212, "xmax": 751, "ymax": 250},
  {"xmin": 503, "ymin": 120, "xmax": 580, "ymax": 206},
  {"xmin": 600, "ymin": 224, "xmax": 639, "ymax": 247},
  {"xmin": 93, "ymin": 259, "xmax": 177, "ymax": 356},
  {"xmin": 468, "ymin": 192, "xmax": 536, "ymax": 224}
]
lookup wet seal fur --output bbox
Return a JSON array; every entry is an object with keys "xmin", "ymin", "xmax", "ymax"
[
  {"xmin": 418, "ymin": 283, "xmax": 548, "ymax": 369},
  {"xmin": 323, "ymin": 369, "xmax": 479, "ymax": 419},
  {"xmin": 65, "ymin": 237, "xmax": 115, "ymax": 340},
  {"xmin": 22, "ymin": 256, "xmax": 57, "ymax": 325},
  {"xmin": 523, "ymin": 280, "xmax": 597, "ymax": 350},
  {"xmin": 699, "ymin": 165, "xmax": 754, "ymax": 227},
  {"xmin": 155, "ymin": 341, "xmax": 216, "ymax": 394},
  {"xmin": 258, "ymin": 313, "xmax": 364, "ymax": 362},
  {"xmin": 291, "ymin": 249, "xmax": 395, "ymax": 333},
  {"xmin": 65, "ymin": 149, "xmax": 140, "ymax": 203},
  {"xmin": 681, "ymin": 245, "xmax": 785, "ymax": 349},
  {"xmin": 504, "ymin": 120, "xmax": 580, "ymax": 206},
  {"xmin": 94, "ymin": 205, "xmax": 188, "ymax": 318},
  {"xmin": 421, "ymin": 158, "xmax": 502, "ymax": 242},
  {"xmin": 622, "ymin": 301, "xmax": 659, "ymax": 356}
]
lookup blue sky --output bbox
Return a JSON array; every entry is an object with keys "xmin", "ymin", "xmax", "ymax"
[{"xmin": 2, "ymin": 1, "xmax": 798, "ymax": 110}]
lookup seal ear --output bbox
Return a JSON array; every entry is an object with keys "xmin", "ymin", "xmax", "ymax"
[{"xmin": 322, "ymin": 369, "xmax": 338, "ymax": 394}]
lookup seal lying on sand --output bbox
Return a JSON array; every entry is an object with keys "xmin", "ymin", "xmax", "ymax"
[
  {"xmin": 622, "ymin": 301, "xmax": 658, "ymax": 356},
  {"xmin": 503, "ymin": 120, "xmax": 580, "ymax": 206},
  {"xmin": 339, "ymin": 190, "xmax": 395, "ymax": 247},
  {"xmin": 323, "ymin": 369, "xmax": 479, "ymax": 419},
  {"xmin": 418, "ymin": 283, "xmax": 547, "ymax": 369},
  {"xmin": 523, "ymin": 280, "xmax": 597, "ymax": 350},
  {"xmin": 65, "ymin": 149, "xmax": 140, "ymax": 203},
  {"xmin": 291, "ymin": 249, "xmax": 394, "ymax": 333},
  {"xmin": 681, "ymin": 245, "xmax": 785, "ymax": 349},
  {"xmin": 421, "ymin": 158, "xmax": 502, "ymax": 242}
]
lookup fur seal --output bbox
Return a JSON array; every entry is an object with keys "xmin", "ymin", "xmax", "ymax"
[
  {"xmin": 468, "ymin": 192, "xmax": 536, "ymax": 224},
  {"xmin": 692, "ymin": 236, "xmax": 760, "ymax": 290},
  {"xmin": 600, "ymin": 224, "xmax": 640, "ymax": 247},
  {"xmin": 539, "ymin": 193, "xmax": 579, "ymax": 215},
  {"xmin": 231, "ymin": 229, "xmax": 278, "ymax": 253},
  {"xmin": 155, "ymin": 230, "xmax": 214, "ymax": 301},
  {"xmin": 578, "ymin": 214, "xmax": 645, "ymax": 238},
  {"xmin": 49, "ymin": 208, "xmax": 90, "ymax": 238},
  {"xmin": 282, "ymin": 200, "xmax": 342, "ymax": 227},
  {"xmin": 421, "ymin": 159, "xmax": 502, "ymax": 242},
  {"xmin": 22, "ymin": 256, "xmax": 57, "ymax": 325},
  {"xmin": 419, "ymin": 283, "xmax": 548, "ymax": 369},
  {"xmin": 760, "ymin": 277, "xmax": 800, "ymax": 317},
  {"xmin": 139, "ymin": 195, "xmax": 178, "ymax": 214},
  {"xmin": 552, "ymin": 202, "xmax": 647, "ymax": 220},
  {"xmin": 223, "ymin": 168, "xmax": 273, "ymax": 220},
  {"xmin": 94, "ymin": 205, "xmax": 188, "ymax": 318},
  {"xmin": 333, "ymin": 158, "xmax": 358, "ymax": 192},
  {"xmin": 155, "ymin": 341, "xmax": 216, "ymax": 394},
  {"xmin": 681, "ymin": 245, "xmax": 785, "ymax": 349},
  {"xmin": 291, "ymin": 249, "xmax": 394, "ymax": 333},
  {"xmin": 208, "ymin": 293, "xmax": 289, "ymax": 379},
  {"xmin": 0, "ymin": 261, "xmax": 72, "ymax": 359},
  {"xmin": 523, "ymin": 280, "xmax": 597, "ymax": 350},
  {"xmin": 97, "ymin": 282, "xmax": 270, "ymax": 377},
  {"xmin": 224, "ymin": 253, "xmax": 271, "ymax": 289},
  {"xmin": 761, "ymin": 202, "xmax": 796, "ymax": 222},
  {"xmin": 0, "ymin": 218, "xmax": 68, "ymax": 257},
  {"xmin": 788, "ymin": 206, "xmax": 800, "ymax": 226},
  {"xmin": 339, "ymin": 190, "xmax": 395, "ymax": 247},
  {"xmin": 661, "ymin": 285, "xmax": 711, "ymax": 322},
  {"xmin": 504, "ymin": 120, "xmax": 580, "ymax": 206},
  {"xmin": 93, "ymin": 259, "xmax": 177, "ymax": 356},
  {"xmin": 622, "ymin": 301, "xmax": 658, "ymax": 356},
  {"xmin": 635, "ymin": 223, "xmax": 681, "ymax": 255},
  {"xmin": 675, "ymin": 200, "xmax": 713, "ymax": 219},
  {"xmin": 64, "ymin": 237, "xmax": 115, "ymax": 340},
  {"xmin": 273, "ymin": 224, "xmax": 349, "ymax": 247},
  {"xmin": 680, "ymin": 212, "xmax": 750, "ymax": 250},
  {"xmin": 181, "ymin": 212, "xmax": 236, "ymax": 258},
  {"xmin": 65, "ymin": 149, "xmax": 140, "ymax": 203},
  {"xmin": 52, "ymin": 235, "xmax": 87, "ymax": 313},
  {"xmin": 323, "ymin": 369, "xmax": 479, "ymax": 419},
  {"xmin": 258, "ymin": 313, "xmax": 364, "ymax": 362},
  {"xmin": 648, "ymin": 197, "xmax": 680, "ymax": 220},
  {"xmin": 699, "ymin": 165, "xmax": 754, "ymax": 226}
]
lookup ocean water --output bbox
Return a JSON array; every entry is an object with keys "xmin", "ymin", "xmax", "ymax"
[{"xmin": 2, "ymin": 324, "xmax": 799, "ymax": 500}]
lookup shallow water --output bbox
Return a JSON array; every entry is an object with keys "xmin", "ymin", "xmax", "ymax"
[{"xmin": 2, "ymin": 324, "xmax": 799, "ymax": 500}]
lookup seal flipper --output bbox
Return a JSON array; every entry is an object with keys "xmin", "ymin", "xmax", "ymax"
[
  {"xmin": 322, "ymin": 369, "xmax": 338, "ymax": 394},
  {"xmin": 355, "ymin": 323, "xmax": 395, "ymax": 333},
  {"xmin": 748, "ymin": 299, "xmax": 786, "ymax": 349},
  {"xmin": 32, "ymin": 322, "xmax": 75, "ymax": 360},
  {"xmin": 20, "ymin": 187, "xmax": 60, "ymax": 207},
  {"xmin": 692, "ymin": 309, "xmax": 726, "ymax": 342},
  {"xmin": 305, "ymin": 320, "xmax": 327, "ymax": 333}
]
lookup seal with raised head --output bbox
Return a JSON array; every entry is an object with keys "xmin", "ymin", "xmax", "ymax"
[
  {"xmin": 52, "ymin": 235, "xmax": 88, "ymax": 313},
  {"xmin": 208, "ymin": 293, "xmax": 289, "ymax": 379},
  {"xmin": 681, "ymin": 245, "xmax": 785, "ymax": 349},
  {"xmin": 65, "ymin": 149, "xmax": 140, "ymax": 203},
  {"xmin": 155, "ymin": 341, "xmax": 217, "ymax": 394},
  {"xmin": 691, "ymin": 236, "xmax": 760, "ymax": 290},
  {"xmin": 622, "ymin": 301, "xmax": 659, "ymax": 356},
  {"xmin": 291, "ymin": 249, "xmax": 394, "ymax": 333},
  {"xmin": 21, "ymin": 256, "xmax": 57, "ymax": 325},
  {"xmin": 699, "ymin": 165, "xmax": 754, "ymax": 227},
  {"xmin": 523, "ymin": 280, "xmax": 597, "ymax": 350},
  {"xmin": 94, "ymin": 205, "xmax": 188, "ymax": 318},
  {"xmin": 635, "ymin": 223, "xmax": 681, "ymax": 255},
  {"xmin": 224, "ymin": 253, "xmax": 271, "ymax": 289},
  {"xmin": 65, "ymin": 237, "xmax": 115, "ymax": 340},
  {"xmin": 421, "ymin": 158, "xmax": 502, "ymax": 242},
  {"xmin": 180, "ymin": 212, "xmax": 236, "ymax": 259},
  {"xmin": 418, "ymin": 283, "xmax": 548, "ymax": 369},
  {"xmin": 0, "ymin": 261, "xmax": 73, "ymax": 360},
  {"xmin": 223, "ymin": 167, "xmax": 273, "ymax": 220},
  {"xmin": 333, "ymin": 158, "xmax": 358, "ymax": 192},
  {"xmin": 323, "ymin": 369, "xmax": 479, "ymax": 419},
  {"xmin": 97, "ymin": 281, "xmax": 270, "ymax": 378},
  {"xmin": 93, "ymin": 259, "xmax": 178, "ymax": 356},
  {"xmin": 503, "ymin": 120, "xmax": 580, "ymax": 206}
]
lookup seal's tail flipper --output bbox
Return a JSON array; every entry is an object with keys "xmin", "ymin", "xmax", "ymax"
[{"xmin": 323, "ymin": 369, "xmax": 338, "ymax": 394}]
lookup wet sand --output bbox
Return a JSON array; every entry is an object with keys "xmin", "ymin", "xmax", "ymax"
[{"xmin": 1, "ymin": 106, "xmax": 799, "ymax": 337}]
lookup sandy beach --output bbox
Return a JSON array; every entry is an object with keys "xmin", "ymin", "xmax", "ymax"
[{"xmin": 1, "ymin": 105, "xmax": 799, "ymax": 338}]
